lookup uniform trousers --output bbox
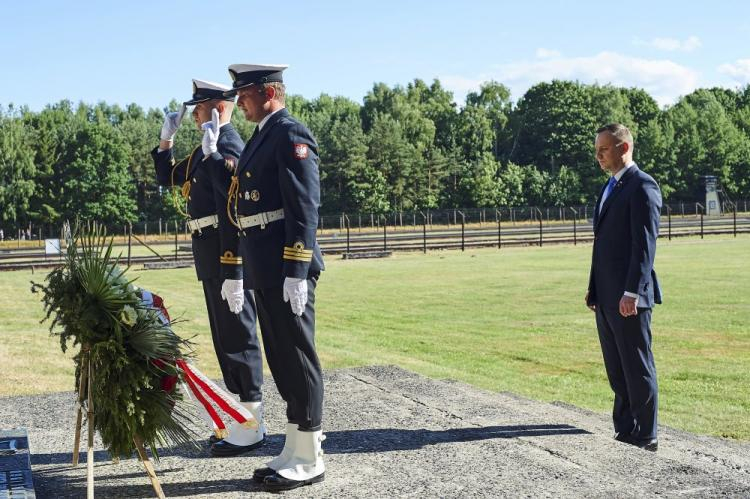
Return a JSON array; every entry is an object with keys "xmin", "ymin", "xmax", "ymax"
[
  {"xmin": 202, "ymin": 278, "xmax": 263, "ymax": 402},
  {"xmin": 254, "ymin": 276, "xmax": 323, "ymax": 431}
]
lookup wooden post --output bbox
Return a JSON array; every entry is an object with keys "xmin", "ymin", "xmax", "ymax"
[
  {"xmin": 86, "ymin": 356, "xmax": 95, "ymax": 499},
  {"xmin": 72, "ymin": 350, "xmax": 89, "ymax": 466},
  {"xmin": 134, "ymin": 435, "xmax": 165, "ymax": 499}
]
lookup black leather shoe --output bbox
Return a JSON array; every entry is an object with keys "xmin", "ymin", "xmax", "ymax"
[
  {"xmin": 623, "ymin": 436, "xmax": 658, "ymax": 452},
  {"xmin": 263, "ymin": 471, "xmax": 325, "ymax": 491},
  {"xmin": 614, "ymin": 432, "xmax": 630, "ymax": 443},
  {"xmin": 210, "ymin": 437, "xmax": 265, "ymax": 457},
  {"xmin": 253, "ymin": 467, "xmax": 276, "ymax": 483},
  {"xmin": 208, "ymin": 434, "xmax": 222, "ymax": 445}
]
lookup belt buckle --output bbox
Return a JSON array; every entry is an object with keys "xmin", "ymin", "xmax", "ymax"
[{"xmin": 259, "ymin": 212, "xmax": 268, "ymax": 230}]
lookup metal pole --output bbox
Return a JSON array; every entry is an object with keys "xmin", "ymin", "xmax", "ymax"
[
  {"xmin": 733, "ymin": 202, "xmax": 737, "ymax": 237},
  {"xmin": 383, "ymin": 217, "xmax": 387, "ymax": 251},
  {"xmin": 420, "ymin": 211, "xmax": 427, "ymax": 254},
  {"xmin": 174, "ymin": 220, "xmax": 178, "ymax": 261},
  {"xmin": 571, "ymin": 207, "xmax": 577, "ymax": 246},
  {"xmin": 458, "ymin": 211, "xmax": 465, "ymax": 251},
  {"xmin": 345, "ymin": 215, "xmax": 350, "ymax": 254},
  {"xmin": 535, "ymin": 208, "xmax": 543, "ymax": 246},
  {"xmin": 127, "ymin": 223, "xmax": 132, "ymax": 266},
  {"xmin": 667, "ymin": 206, "xmax": 672, "ymax": 241},
  {"xmin": 496, "ymin": 209, "xmax": 502, "ymax": 249}
]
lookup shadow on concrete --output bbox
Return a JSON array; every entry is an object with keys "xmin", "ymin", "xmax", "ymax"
[{"xmin": 32, "ymin": 423, "xmax": 590, "ymax": 465}]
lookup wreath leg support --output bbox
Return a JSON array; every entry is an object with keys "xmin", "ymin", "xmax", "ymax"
[{"xmin": 134, "ymin": 435, "xmax": 165, "ymax": 499}]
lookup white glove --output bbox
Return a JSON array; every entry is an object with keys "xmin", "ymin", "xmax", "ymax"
[
  {"xmin": 220, "ymin": 279, "xmax": 244, "ymax": 314},
  {"xmin": 283, "ymin": 277, "xmax": 308, "ymax": 317},
  {"xmin": 160, "ymin": 106, "xmax": 185, "ymax": 142},
  {"xmin": 201, "ymin": 108, "xmax": 220, "ymax": 156}
]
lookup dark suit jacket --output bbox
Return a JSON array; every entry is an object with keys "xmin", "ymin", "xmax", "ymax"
[
  {"xmin": 234, "ymin": 108, "xmax": 325, "ymax": 289},
  {"xmin": 587, "ymin": 164, "xmax": 663, "ymax": 309},
  {"xmin": 151, "ymin": 124, "xmax": 244, "ymax": 281}
]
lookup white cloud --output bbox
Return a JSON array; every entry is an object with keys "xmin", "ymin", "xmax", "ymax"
[
  {"xmin": 633, "ymin": 35, "xmax": 702, "ymax": 52},
  {"xmin": 440, "ymin": 51, "xmax": 699, "ymax": 107},
  {"xmin": 535, "ymin": 48, "xmax": 561, "ymax": 59},
  {"xmin": 717, "ymin": 59, "xmax": 750, "ymax": 84}
]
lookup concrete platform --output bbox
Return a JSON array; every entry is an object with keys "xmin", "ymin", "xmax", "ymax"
[{"xmin": 1, "ymin": 366, "xmax": 749, "ymax": 498}]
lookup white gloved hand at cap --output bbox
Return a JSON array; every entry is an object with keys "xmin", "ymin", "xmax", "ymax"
[
  {"xmin": 201, "ymin": 108, "xmax": 220, "ymax": 156},
  {"xmin": 160, "ymin": 109, "xmax": 185, "ymax": 142},
  {"xmin": 220, "ymin": 278, "xmax": 244, "ymax": 314},
  {"xmin": 282, "ymin": 277, "xmax": 307, "ymax": 316}
]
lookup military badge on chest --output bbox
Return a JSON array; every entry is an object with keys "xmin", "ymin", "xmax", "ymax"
[{"xmin": 243, "ymin": 190, "xmax": 260, "ymax": 202}]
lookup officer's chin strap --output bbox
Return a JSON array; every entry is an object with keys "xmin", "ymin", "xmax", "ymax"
[{"xmin": 227, "ymin": 175, "xmax": 242, "ymax": 229}]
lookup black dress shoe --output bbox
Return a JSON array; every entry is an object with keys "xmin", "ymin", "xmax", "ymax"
[
  {"xmin": 208, "ymin": 434, "xmax": 222, "ymax": 445},
  {"xmin": 614, "ymin": 432, "xmax": 630, "ymax": 443},
  {"xmin": 623, "ymin": 436, "xmax": 658, "ymax": 452},
  {"xmin": 210, "ymin": 437, "xmax": 265, "ymax": 457},
  {"xmin": 252, "ymin": 466, "xmax": 276, "ymax": 483},
  {"xmin": 263, "ymin": 471, "xmax": 325, "ymax": 491}
]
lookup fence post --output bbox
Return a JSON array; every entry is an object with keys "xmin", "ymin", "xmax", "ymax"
[
  {"xmin": 419, "ymin": 211, "xmax": 427, "ymax": 254},
  {"xmin": 496, "ymin": 209, "xmax": 502, "ymax": 249},
  {"xmin": 174, "ymin": 220, "xmax": 179, "ymax": 261},
  {"xmin": 666, "ymin": 205, "xmax": 672, "ymax": 241},
  {"xmin": 457, "ymin": 211, "xmax": 465, "ymax": 251},
  {"xmin": 733, "ymin": 202, "xmax": 737, "ymax": 237},
  {"xmin": 571, "ymin": 207, "xmax": 578, "ymax": 245},
  {"xmin": 696, "ymin": 203, "xmax": 704, "ymax": 239},
  {"xmin": 534, "ymin": 208, "xmax": 543, "ymax": 246},
  {"xmin": 127, "ymin": 223, "xmax": 132, "ymax": 266},
  {"xmin": 383, "ymin": 216, "xmax": 387, "ymax": 251},
  {"xmin": 344, "ymin": 215, "xmax": 350, "ymax": 254}
]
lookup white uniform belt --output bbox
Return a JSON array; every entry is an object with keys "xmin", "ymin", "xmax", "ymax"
[
  {"xmin": 238, "ymin": 209, "xmax": 285, "ymax": 229},
  {"xmin": 187, "ymin": 215, "xmax": 219, "ymax": 232}
]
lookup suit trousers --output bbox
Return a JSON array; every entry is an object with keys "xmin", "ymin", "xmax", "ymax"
[
  {"xmin": 254, "ymin": 277, "xmax": 324, "ymax": 431},
  {"xmin": 596, "ymin": 306, "xmax": 658, "ymax": 440},
  {"xmin": 202, "ymin": 278, "xmax": 263, "ymax": 402}
]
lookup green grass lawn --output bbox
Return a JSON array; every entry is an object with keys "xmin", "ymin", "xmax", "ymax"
[{"xmin": 1, "ymin": 235, "xmax": 748, "ymax": 439}]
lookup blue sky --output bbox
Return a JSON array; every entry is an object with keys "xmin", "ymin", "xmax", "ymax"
[{"xmin": 3, "ymin": 0, "xmax": 750, "ymax": 111}]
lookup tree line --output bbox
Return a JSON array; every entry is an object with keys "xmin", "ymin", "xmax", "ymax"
[{"xmin": 1, "ymin": 79, "xmax": 749, "ymax": 233}]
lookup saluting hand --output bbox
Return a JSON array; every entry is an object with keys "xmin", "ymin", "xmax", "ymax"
[
  {"xmin": 283, "ymin": 277, "xmax": 308, "ymax": 317},
  {"xmin": 160, "ymin": 105, "xmax": 186, "ymax": 143},
  {"xmin": 201, "ymin": 108, "xmax": 221, "ymax": 156}
]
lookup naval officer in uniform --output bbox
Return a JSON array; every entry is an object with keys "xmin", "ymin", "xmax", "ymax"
[
  {"xmin": 223, "ymin": 64, "xmax": 325, "ymax": 491},
  {"xmin": 152, "ymin": 79, "xmax": 265, "ymax": 456}
]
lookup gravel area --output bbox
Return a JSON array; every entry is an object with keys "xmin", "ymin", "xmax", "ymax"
[{"xmin": 1, "ymin": 365, "xmax": 749, "ymax": 498}]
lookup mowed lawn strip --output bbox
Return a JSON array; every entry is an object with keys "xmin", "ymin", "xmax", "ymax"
[{"xmin": 1, "ymin": 235, "xmax": 748, "ymax": 439}]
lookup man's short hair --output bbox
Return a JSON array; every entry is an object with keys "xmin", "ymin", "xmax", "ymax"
[
  {"xmin": 262, "ymin": 82, "xmax": 286, "ymax": 105},
  {"xmin": 597, "ymin": 123, "xmax": 633, "ymax": 147}
]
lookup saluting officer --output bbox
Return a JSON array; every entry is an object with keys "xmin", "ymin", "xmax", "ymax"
[
  {"xmin": 151, "ymin": 80, "xmax": 265, "ymax": 456},
  {"xmin": 222, "ymin": 64, "xmax": 325, "ymax": 491}
]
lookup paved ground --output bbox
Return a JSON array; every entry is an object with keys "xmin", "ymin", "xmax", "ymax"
[{"xmin": 1, "ymin": 365, "xmax": 749, "ymax": 498}]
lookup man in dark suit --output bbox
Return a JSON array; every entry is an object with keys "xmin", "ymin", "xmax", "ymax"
[
  {"xmin": 220, "ymin": 63, "xmax": 325, "ymax": 491},
  {"xmin": 586, "ymin": 123, "xmax": 662, "ymax": 451},
  {"xmin": 152, "ymin": 80, "xmax": 265, "ymax": 455}
]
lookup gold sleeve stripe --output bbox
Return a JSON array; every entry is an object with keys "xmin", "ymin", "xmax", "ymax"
[
  {"xmin": 284, "ymin": 247, "xmax": 313, "ymax": 256},
  {"xmin": 283, "ymin": 253, "xmax": 313, "ymax": 262},
  {"xmin": 220, "ymin": 250, "xmax": 242, "ymax": 265},
  {"xmin": 220, "ymin": 255, "xmax": 243, "ymax": 265}
]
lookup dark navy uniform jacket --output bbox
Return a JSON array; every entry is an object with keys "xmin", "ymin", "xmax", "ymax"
[
  {"xmin": 232, "ymin": 108, "xmax": 324, "ymax": 289},
  {"xmin": 151, "ymin": 124, "xmax": 245, "ymax": 281},
  {"xmin": 587, "ymin": 164, "xmax": 663, "ymax": 309}
]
